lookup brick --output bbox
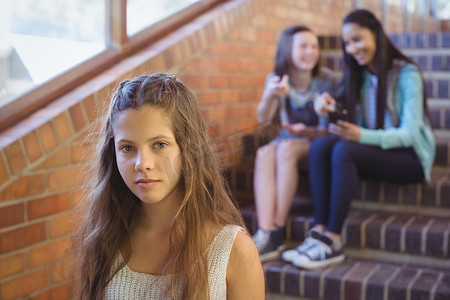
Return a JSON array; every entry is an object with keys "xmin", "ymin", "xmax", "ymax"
[
  {"xmin": 240, "ymin": 90, "xmax": 262, "ymax": 103},
  {"xmin": 426, "ymin": 220, "xmax": 448, "ymax": 257},
  {"xmin": 0, "ymin": 153, "xmax": 10, "ymax": 186},
  {"xmin": 0, "ymin": 203, "xmax": 24, "ymax": 228},
  {"xmin": 48, "ymin": 165, "xmax": 85, "ymax": 192},
  {"xmin": 195, "ymin": 91, "xmax": 220, "ymax": 106},
  {"xmin": 30, "ymin": 283, "xmax": 72, "ymax": 300},
  {"xmin": 208, "ymin": 42, "xmax": 230, "ymax": 55},
  {"xmin": 410, "ymin": 272, "xmax": 440, "ymax": 300},
  {"xmin": 28, "ymin": 237, "xmax": 70, "ymax": 268},
  {"xmin": 23, "ymin": 130, "xmax": 44, "ymax": 163},
  {"xmin": 39, "ymin": 122, "xmax": 58, "ymax": 153},
  {"xmin": 365, "ymin": 265, "xmax": 399, "ymax": 300},
  {"xmin": 182, "ymin": 60, "xmax": 196, "ymax": 72},
  {"xmin": 69, "ymin": 103, "xmax": 87, "ymax": 132},
  {"xmin": 196, "ymin": 58, "xmax": 220, "ymax": 72},
  {"xmin": 388, "ymin": 269, "xmax": 419, "ymax": 300},
  {"xmin": 28, "ymin": 193, "xmax": 72, "ymax": 220},
  {"xmin": 264, "ymin": 261, "xmax": 283, "ymax": 294},
  {"xmin": 50, "ymin": 257, "xmax": 72, "ymax": 283},
  {"xmin": 0, "ymin": 174, "xmax": 45, "ymax": 202},
  {"xmin": 344, "ymin": 262, "xmax": 378, "ymax": 300},
  {"xmin": 1, "ymin": 269, "xmax": 48, "ymax": 300},
  {"xmin": 53, "ymin": 112, "xmax": 74, "ymax": 142},
  {"xmin": 284, "ymin": 265, "xmax": 300, "ymax": 296},
  {"xmin": 0, "ymin": 222, "xmax": 46, "ymax": 253},
  {"xmin": 230, "ymin": 75, "xmax": 249, "ymax": 87},
  {"xmin": 220, "ymin": 59, "xmax": 240, "ymax": 72},
  {"xmin": 324, "ymin": 263, "xmax": 354, "ymax": 300},
  {"xmin": 220, "ymin": 90, "xmax": 240, "ymax": 104},
  {"xmin": 83, "ymin": 94, "xmax": 100, "ymax": 122},
  {"xmin": 0, "ymin": 253, "xmax": 25, "ymax": 279},
  {"xmin": 181, "ymin": 75, "xmax": 209, "ymax": 89},
  {"xmin": 4, "ymin": 140, "xmax": 27, "ymax": 174},
  {"xmin": 209, "ymin": 75, "xmax": 230, "ymax": 88},
  {"xmin": 385, "ymin": 214, "xmax": 413, "ymax": 253},
  {"xmin": 33, "ymin": 146, "xmax": 70, "ymax": 170},
  {"xmin": 49, "ymin": 211, "xmax": 76, "ymax": 238}
]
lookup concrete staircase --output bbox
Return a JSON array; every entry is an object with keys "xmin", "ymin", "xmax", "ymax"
[{"xmin": 228, "ymin": 32, "xmax": 450, "ymax": 300}]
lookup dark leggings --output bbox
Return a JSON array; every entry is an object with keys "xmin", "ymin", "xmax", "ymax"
[{"xmin": 308, "ymin": 135, "xmax": 424, "ymax": 234}]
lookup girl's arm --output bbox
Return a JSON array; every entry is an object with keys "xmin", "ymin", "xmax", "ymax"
[
  {"xmin": 358, "ymin": 64, "xmax": 424, "ymax": 149},
  {"xmin": 226, "ymin": 232, "xmax": 265, "ymax": 299},
  {"xmin": 257, "ymin": 74, "xmax": 289, "ymax": 123}
]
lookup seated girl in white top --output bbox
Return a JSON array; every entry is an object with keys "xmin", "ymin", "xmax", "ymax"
[{"xmin": 73, "ymin": 73, "xmax": 264, "ymax": 299}]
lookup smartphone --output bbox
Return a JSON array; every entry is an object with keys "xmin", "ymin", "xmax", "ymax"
[{"xmin": 328, "ymin": 103, "xmax": 348, "ymax": 123}]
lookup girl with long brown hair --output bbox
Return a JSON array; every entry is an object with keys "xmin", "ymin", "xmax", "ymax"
[{"xmin": 73, "ymin": 73, "xmax": 264, "ymax": 299}]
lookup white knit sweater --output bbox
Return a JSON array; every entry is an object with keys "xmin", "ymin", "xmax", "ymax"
[{"xmin": 104, "ymin": 225, "xmax": 245, "ymax": 299}]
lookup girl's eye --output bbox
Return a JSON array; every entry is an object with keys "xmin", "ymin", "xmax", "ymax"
[
  {"xmin": 120, "ymin": 145, "xmax": 134, "ymax": 152},
  {"xmin": 154, "ymin": 142, "xmax": 167, "ymax": 149}
]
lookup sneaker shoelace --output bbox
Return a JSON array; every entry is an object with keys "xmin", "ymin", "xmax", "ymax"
[
  {"xmin": 304, "ymin": 240, "xmax": 331, "ymax": 260},
  {"xmin": 252, "ymin": 229, "xmax": 270, "ymax": 252},
  {"xmin": 296, "ymin": 236, "xmax": 317, "ymax": 254}
]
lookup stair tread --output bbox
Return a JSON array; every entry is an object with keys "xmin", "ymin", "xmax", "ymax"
[{"xmin": 263, "ymin": 257, "xmax": 450, "ymax": 299}]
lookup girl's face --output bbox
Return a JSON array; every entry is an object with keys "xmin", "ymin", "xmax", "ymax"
[
  {"xmin": 291, "ymin": 31, "xmax": 319, "ymax": 72},
  {"xmin": 114, "ymin": 105, "xmax": 182, "ymax": 205},
  {"xmin": 341, "ymin": 22, "xmax": 377, "ymax": 69}
]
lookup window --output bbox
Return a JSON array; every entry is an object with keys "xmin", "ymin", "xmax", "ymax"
[
  {"xmin": 127, "ymin": 0, "xmax": 199, "ymax": 36},
  {"xmin": 0, "ymin": 0, "xmax": 220, "ymax": 132},
  {"xmin": 0, "ymin": 0, "xmax": 106, "ymax": 108}
]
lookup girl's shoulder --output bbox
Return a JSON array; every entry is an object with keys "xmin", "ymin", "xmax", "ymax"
[{"xmin": 394, "ymin": 59, "xmax": 420, "ymax": 75}]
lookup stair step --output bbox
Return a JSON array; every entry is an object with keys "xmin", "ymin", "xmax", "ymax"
[
  {"xmin": 263, "ymin": 259, "xmax": 450, "ymax": 300},
  {"xmin": 241, "ymin": 205, "xmax": 450, "ymax": 264},
  {"xmin": 321, "ymin": 51, "xmax": 450, "ymax": 72},
  {"xmin": 318, "ymin": 32, "xmax": 450, "ymax": 50},
  {"xmin": 230, "ymin": 156, "xmax": 450, "ymax": 212}
]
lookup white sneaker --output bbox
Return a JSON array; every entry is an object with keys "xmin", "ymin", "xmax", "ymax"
[
  {"xmin": 281, "ymin": 228, "xmax": 323, "ymax": 262},
  {"xmin": 282, "ymin": 236, "xmax": 318, "ymax": 262},
  {"xmin": 292, "ymin": 235, "xmax": 345, "ymax": 270}
]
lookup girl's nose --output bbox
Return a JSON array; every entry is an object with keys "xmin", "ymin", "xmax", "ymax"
[{"xmin": 135, "ymin": 151, "xmax": 154, "ymax": 171}]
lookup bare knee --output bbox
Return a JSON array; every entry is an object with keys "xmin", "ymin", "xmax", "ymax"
[
  {"xmin": 277, "ymin": 139, "xmax": 309, "ymax": 163},
  {"xmin": 255, "ymin": 143, "xmax": 277, "ymax": 170}
]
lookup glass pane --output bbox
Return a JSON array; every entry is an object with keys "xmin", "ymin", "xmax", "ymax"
[
  {"xmin": 437, "ymin": 0, "xmax": 450, "ymax": 19},
  {"xmin": 127, "ymin": 0, "xmax": 199, "ymax": 36},
  {"xmin": 0, "ymin": 0, "xmax": 106, "ymax": 108}
]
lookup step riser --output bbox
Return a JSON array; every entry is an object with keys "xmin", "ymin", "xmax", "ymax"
[
  {"xmin": 264, "ymin": 260, "xmax": 450, "ymax": 300},
  {"xmin": 318, "ymin": 33, "xmax": 450, "ymax": 50},
  {"xmin": 242, "ymin": 207, "xmax": 450, "ymax": 261},
  {"xmin": 241, "ymin": 133, "xmax": 450, "ymax": 167},
  {"xmin": 320, "ymin": 53, "xmax": 450, "ymax": 72},
  {"xmin": 229, "ymin": 160, "xmax": 450, "ymax": 212}
]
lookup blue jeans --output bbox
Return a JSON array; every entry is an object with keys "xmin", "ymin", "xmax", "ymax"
[{"xmin": 308, "ymin": 135, "xmax": 424, "ymax": 234}]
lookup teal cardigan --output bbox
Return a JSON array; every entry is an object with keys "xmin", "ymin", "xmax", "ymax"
[{"xmin": 358, "ymin": 62, "xmax": 436, "ymax": 181}]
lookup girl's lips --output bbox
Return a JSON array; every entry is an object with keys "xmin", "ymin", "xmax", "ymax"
[{"xmin": 136, "ymin": 179, "xmax": 159, "ymax": 188}]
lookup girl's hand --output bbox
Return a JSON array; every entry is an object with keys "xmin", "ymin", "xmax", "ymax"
[
  {"xmin": 283, "ymin": 123, "xmax": 328, "ymax": 139},
  {"xmin": 266, "ymin": 74, "xmax": 289, "ymax": 99},
  {"xmin": 328, "ymin": 120, "xmax": 361, "ymax": 141},
  {"xmin": 282, "ymin": 122, "xmax": 306, "ymax": 135},
  {"xmin": 314, "ymin": 92, "xmax": 336, "ymax": 116}
]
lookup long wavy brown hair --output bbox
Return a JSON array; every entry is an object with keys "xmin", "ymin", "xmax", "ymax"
[{"xmin": 73, "ymin": 73, "xmax": 246, "ymax": 299}]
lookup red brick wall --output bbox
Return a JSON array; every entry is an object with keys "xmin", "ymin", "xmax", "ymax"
[{"xmin": 0, "ymin": 0, "xmax": 437, "ymax": 298}]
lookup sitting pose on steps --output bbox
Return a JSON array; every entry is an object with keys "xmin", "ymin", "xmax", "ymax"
[
  {"xmin": 282, "ymin": 9, "xmax": 436, "ymax": 270},
  {"xmin": 252, "ymin": 25, "xmax": 341, "ymax": 261}
]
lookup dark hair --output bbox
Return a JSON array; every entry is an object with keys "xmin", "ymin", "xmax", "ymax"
[
  {"xmin": 274, "ymin": 25, "xmax": 320, "ymax": 78},
  {"xmin": 341, "ymin": 9, "xmax": 429, "ymax": 127}
]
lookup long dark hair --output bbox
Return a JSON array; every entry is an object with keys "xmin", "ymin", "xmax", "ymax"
[
  {"xmin": 341, "ymin": 9, "xmax": 429, "ymax": 128},
  {"xmin": 73, "ymin": 74, "xmax": 246, "ymax": 299},
  {"xmin": 274, "ymin": 25, "xmax": 320, "ymax": 78}
]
